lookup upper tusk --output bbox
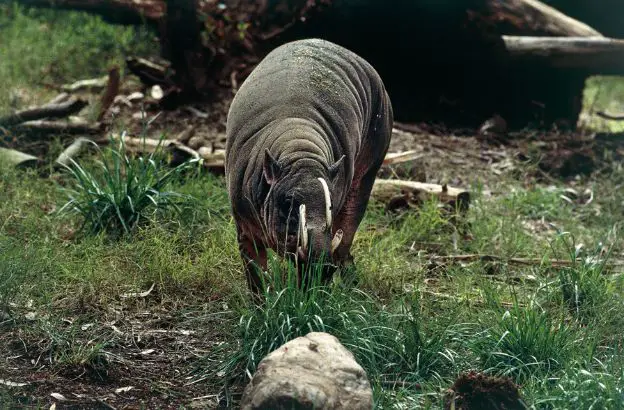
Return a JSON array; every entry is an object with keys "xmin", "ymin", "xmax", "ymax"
[
  {"xmin": 299, "ymin": 204, "xmax": 308, "ymax": 250},
  {"xmin": 317, "ymin": 177, "xmax": 332, "ymax": 229},
  {"xmin": 331, "ymin": 229, "xmax": 344, "ymax": 253}
]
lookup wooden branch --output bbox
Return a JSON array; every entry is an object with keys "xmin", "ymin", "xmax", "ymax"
[
  {"xmin": 60, "ymin": 75, "xmax": 109, "ymax": 93},
  {"xmin": 372, "ymin": 179, "xmax": 470, "ymax": 213},
  {"xmin": 0, "ymin": 147, "xmax": 38, "ymax": 168},
  {"xmin": 17, "ymin": 0, "xmax": 165, "ymax": 25},
  {"xmin": 14, "ymin": 120, "xmax": 101, "ymax": 135},
  {"xmin": 0, "ymin": 97, "xmax": 88, "ymax": 127},
  {"xmin": 486, "ymin": 0, "xmax": 602, "ymax": 37},
  {"xmin": 97, "ymin": 66, "xmax": 121, "ymax": 122},
  {"xmin": 503, "ymin": 36, "xmax": 624, "ymax": 73}
]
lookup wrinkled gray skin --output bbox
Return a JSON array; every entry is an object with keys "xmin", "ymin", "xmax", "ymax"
[{"xmin": 225, "ymin": 38, "xmax": 393, "ymax": 296}]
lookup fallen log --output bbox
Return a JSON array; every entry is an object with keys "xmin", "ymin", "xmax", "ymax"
[
  {"xmin": 0, "ymin": 147, "xmax": 39, "ymax": 169},
  {"xmin": 485, "ymin": 0, "xmax": 602, "ymax": 37},
  {"xmin": 372, "ymin": 179, "xmax": 471, "ymax": 213},
  {"xmin": 503, "ymin": 36, "xmax": 624, "ymax": 73},
  {"xmin": 0, "ymin": 97, "xmax": 88, "ymax": 127}
]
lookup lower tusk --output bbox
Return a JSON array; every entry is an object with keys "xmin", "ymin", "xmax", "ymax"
[
  {"xmin": 331, "ymin": 229, "xmax": 344, "ymax": 253},
  {"xmin": 299, "ymin": 204, "xmax": 308, "ymax": 251}
]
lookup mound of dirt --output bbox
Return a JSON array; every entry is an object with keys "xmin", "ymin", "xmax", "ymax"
[{"xmin": 443, "ymin": 371, "xmax": 526, "ymax": 410}]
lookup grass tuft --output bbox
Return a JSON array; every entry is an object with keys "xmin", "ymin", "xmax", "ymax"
[
  {"xmin": 475, "ymin": 300, "xmax": 577, "ymax": 381},
  {"xmin": 217, "ymin": 256, "xmax": 458, "ymax": 396},
  {"xmin": 57, "ymin": 133, "xmax": 201, "ymax": 236}
]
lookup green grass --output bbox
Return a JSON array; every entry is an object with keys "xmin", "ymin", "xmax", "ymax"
[
  {"xmin": 0, "ymin": 3, "xmax": 157, "ymax": 115},
  {"xmin": 57, "ymin": 134, "xmax": 201, "ymax": 236},
  {"xmin": 2, "ymin": 3, "xmax": 624, "ymax": 409}
]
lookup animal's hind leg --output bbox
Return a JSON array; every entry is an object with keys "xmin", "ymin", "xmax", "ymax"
[{"xmin": 332, "ymin": 96, "xmax": 393, "ymax": 268}]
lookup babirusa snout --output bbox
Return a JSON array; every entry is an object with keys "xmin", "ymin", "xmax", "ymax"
[{"xmin": 317, "ymin": 177, "xmax": 332, "ymax": 229}]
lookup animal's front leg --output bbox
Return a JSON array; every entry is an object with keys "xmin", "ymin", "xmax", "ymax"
[{"xmin": 237, "ymin": 229, "xmax": 268, "ymax": 298}]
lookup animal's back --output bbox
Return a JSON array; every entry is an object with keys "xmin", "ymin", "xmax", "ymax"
[{"xmin": 225, "ymin": 38, "xmax": 383, "ymax": 215}]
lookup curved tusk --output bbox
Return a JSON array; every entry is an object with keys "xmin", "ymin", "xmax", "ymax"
[
  {"xmin": 317, "ymin": 177, "xmax": 332, "ymax": 229},
  {"xmin": 299, "ymin": 204, "xmax": 308, "ymax": 251},
  {"xmin": 331, "ymin": 229, "xmax": 344, "ymax": 253}
]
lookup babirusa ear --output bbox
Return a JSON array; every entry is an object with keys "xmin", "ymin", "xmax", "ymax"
[
  {"xmin": 328, "ymin": 155, "xmax": 345, "ymax": 181},
  {"xmin": 263, "ymin": 148, "xmax": 282, "ymax": 184}
]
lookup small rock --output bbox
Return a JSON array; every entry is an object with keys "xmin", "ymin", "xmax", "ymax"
[
  {"xmin": 241, "ymin": 332, "xmax": 373, "ymax": 410},
  {"xmin": 150, "ymin": 85, "xmax": 164, "ymax": 100}
]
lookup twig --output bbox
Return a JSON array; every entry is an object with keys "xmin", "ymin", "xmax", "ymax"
[
  {"xmin": 422, "ymin": 253, "xmax": 623, "ymax": 268},
  {"xmin": 596, "ymin": 110, "xmax": 624, "ymax": 121}
]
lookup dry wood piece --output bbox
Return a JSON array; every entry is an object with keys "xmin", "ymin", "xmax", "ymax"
[
  {"xmin": 503, "ymin": 36, "xmax": 624, "ymax": 73},
  {"xmin": 97, "ymin": 66, "xmax": 121, "ymax": 121},
  {"xmin": 486, "ymin": 0, "xmax": 602, "ymax": 37},
  {"xmin": 0, "ymin": 147, "xmax": 39, "ymax": 168},
  {"xmin": 60, "ymin": 75, "xmax": 109, "ymax": 93},
  {"xmin": 382, "ymin": 150, "xmax": 424, "ymax": 166},
  {"xmin": 372, "ymin": 179, "xmax": 470, "ymax": 213},
  {"xmin": 55, "ymin": 137, "xmax": 94, "ymax": 168},
  {"xmin": 14, "ymin": 119, "xmax": 101, "ymax": 135},
  {"xmin": 46, "ymin": 93, "xmax": 72, "ymax": 105},
  {"xmin": 0, "ymin": 97, "xmax": 88, "ymax": 127}
]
